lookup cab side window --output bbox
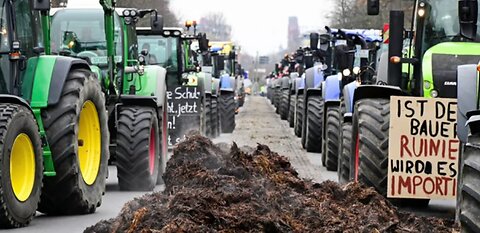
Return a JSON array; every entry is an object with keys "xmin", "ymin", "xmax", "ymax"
[{"xmin": 13, "ymin": 0, "xmax": 39, "ymax": 57}]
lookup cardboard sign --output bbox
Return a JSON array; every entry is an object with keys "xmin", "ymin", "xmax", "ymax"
[
  {"xmin": 387, "ymin": 96, "xmax": 459, "ymax": 199},
  {"xmin": 166, "ymin": 86, "xmax": 201, "ymax": 146}
]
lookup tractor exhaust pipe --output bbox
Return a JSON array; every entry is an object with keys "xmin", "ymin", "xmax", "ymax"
[{"xmin": 387, "ymin": 10, "xmax": 404, "ymax": 87}]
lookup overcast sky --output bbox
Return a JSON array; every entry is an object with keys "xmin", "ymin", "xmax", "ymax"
[{"xmin": 170, "ymin": 0, "xmax": 334, "ymax": 56}]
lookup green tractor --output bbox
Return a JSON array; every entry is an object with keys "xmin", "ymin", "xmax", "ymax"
[
  {"xmin": 137, "ymin": 25, "xmax": 213, "ymax": 145},
  {"xmin": 50, "ymin": 1, "xmax": 167, "ymax": 190},
  {"xmin": 0, "ymin": 0, "xmax": 110, "ymax": 228},
  {"xmin": 351, "ymin": 0, "xmax": 480, "ymax": 205}
]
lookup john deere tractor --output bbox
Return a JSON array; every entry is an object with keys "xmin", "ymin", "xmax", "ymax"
[
  {"xmin": 0, "ymin": 0, "xmax": 110, "ymax": 228},
  {"xmin": 50, "ymin": 1, "xmax": 167, "ymax": 191},
  {"xmin": 351, "ymin": 0, "xmax": 480, "ymax": 207}
]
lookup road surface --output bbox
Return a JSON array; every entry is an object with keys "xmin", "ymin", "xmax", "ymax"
[{"xmin": 8, "ymin": 95, "xmax": 455, "ymax": 233}]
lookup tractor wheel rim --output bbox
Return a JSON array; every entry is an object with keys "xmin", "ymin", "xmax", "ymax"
[
  {"xmin": 149, "ymin": 127, "xmax": 156, "ymax": 175},
  {"xmin": 78, "ymin": 100, "xmax": 101, "ymax": 185},
  {"xmin": 10, "ymin": 133, "xmax": 35, "ymax": 202}
]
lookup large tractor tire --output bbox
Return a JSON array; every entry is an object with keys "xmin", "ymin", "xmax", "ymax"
[
  {"xmin": 219, "ymin": 92, "xmax": 236, "ymax": 133},
  {"xmin": 39, "ymin": 69, "xmax": 109, "ymax": 215},
  {"xmin": 157, "ymin": 100, "xmax": 169, "ymax": 185},
  {"xmin": 294, "ymin": 94, "xmax": 304, "ymax": 137},
  {"xmin": 352, "ymin": 98, "xmax": 389, "ymax": 196},
  {"xmin": 323, "ymin": 105, "xmax": 340, "ymax": 171},
  {"xmin": 0, "ymin": 104, "xmax": 43, "ymax": 228},
  {"xmin": 303, "ymin": 95, "xmax": 323, "ymax": 152},
  {"xmin": 116, "ymin": 106, "xmax": 159, "ymax": 191},
  {"xmin": 205, "ymin": 95, "xmax": 213, "ymax": 138},
  {"xmin": 338, "ymin": 121, "xmax": 352, "ymax": 184},
  {"xmin": 279, "ymin": 90, "xmax": 289, "ymax": 120},
  {"xmin": 274, "ymin": 89, "xmax": 280, "ymax": 114},
  {"xmin": 211, "ymin": 97, "xmax": 220, "ymax": 137},
  {"xmin": 288, "ymin": 95, "xmax": 295, "ymax": 128},
  {"xmin": 460, "ymin": 134, "xmax": 480, "ymax": 233}
]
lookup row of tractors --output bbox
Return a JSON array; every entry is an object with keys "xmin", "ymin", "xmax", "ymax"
[
  {"xmin": 267, "ymin": 0, "xmax": 480, "ymax": 232},
  {"xmin": 0, "ymin": 0, "xmax": 244, "ymax": 229}
]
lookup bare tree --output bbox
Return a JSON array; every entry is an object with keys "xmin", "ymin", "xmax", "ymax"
[
  {"xmin": 198, "ymin": 13, "xmax": 232, "ymax": 41},
  {"xmin": 329, "ymin": 0, "xmax": 413, "ymax": 29},
  {"xmin": 116, "ymin": 0, "xmax": 179, "ymax": 27}
]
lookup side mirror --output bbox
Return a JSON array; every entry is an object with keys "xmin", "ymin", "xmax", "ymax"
[
  {"xmin": 151, "ymin": 13, "xmax": 164, "ymax": 33},
  {"xmin": 34, "ymin": 0, "xmax": 50, "ymax": 11},
  {"xmin": 310, "ymin": 33, "xmax": 319, "ymax": 50},
  {"xmin": 459, "ymin": 0, "xmax": 478, "ymax": 40},
  {"xmin": 367, "ymin": 0, "xmax": 380, "ymax": 16}
]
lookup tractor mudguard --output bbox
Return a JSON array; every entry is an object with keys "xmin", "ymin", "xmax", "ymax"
[
  {"xmin": 467, "ymin": 114, "xmax": 480, "ymax": 136},
  {"xmin": 457, "ymin": 64, "xmax": 480, "ymax": 143},
  {"xmin": 220, "ymin": 74, "xmax": 235, "ymax": 92},
  {"xmin": 119, "ymin": 95, "xmax": 158, "ymax": 109},
  {"xmin": 203, "ymin": 71, "xmax": 213, "ymax": 95},
  {"xmin": 0, "ymin": 94, "xmax": 34, "ymax": 113},
  {"xmin": 305, "ymin": 65, "xmax": 325, "ymax": 90},
  {"xmin": 212, "ymin": 78, "xmax": 220, "ymax": 97},
  {"xmin": 29, "ymin": 56, "xmax": 90, "ymax": 108},
  {"xmin": 295, "ymin": 76, "xmax": 305, "ymax": 93},
  {"xmin": 290, "ymin": 73, "xmax": 299, "ymax": 94},
  {"xmin": 135, "ymin": 65, "xmax": 167, "ymax": 108},
  {"xmin": 343, "ymin": 81, "xmax": 358, "ymax": 115},
  {"xmin": 306, "ymin": 88, "xmax": 322, "ymax": 98},
  {"xmin": 352, "ymin": 85, "xmax": 408, "ymax": 106},
  {"xmin": 281, "ymin": 76, "xmax": 290, "ymax": 90},
  {"xmin": 323, "ymin": 74, "xmax": 341, "ymax": 102}
]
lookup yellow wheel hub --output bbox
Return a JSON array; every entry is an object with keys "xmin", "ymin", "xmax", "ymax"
[
  {"xmin": 10, "ymin": 133, "xmax": 35, "ymax": 202},
  {"xmin": 78, "ymin": 100, "xmax": 101, "ymax": 185}
]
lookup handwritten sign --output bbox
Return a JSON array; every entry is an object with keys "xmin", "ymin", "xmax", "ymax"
[
  {"xmin": 387, "ymin": 96, "xmax": 459, "ymax": 199},
  {"xmin": 167, "ymin": 86, "xmax": 201, "ymax": 146}
]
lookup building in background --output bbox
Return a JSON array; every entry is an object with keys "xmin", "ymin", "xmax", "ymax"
[{"xmin": 287, "ymin": 16, "xmax": 300, "ymax": 51}]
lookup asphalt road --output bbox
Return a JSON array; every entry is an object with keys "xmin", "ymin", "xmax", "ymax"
[
  {"xmin": 5, "ymin": 95, "xmax": 456, "ymax": 233},
  {"xmin": 8, "ymin": 166, "xmax": 165, "ymax": 233}
]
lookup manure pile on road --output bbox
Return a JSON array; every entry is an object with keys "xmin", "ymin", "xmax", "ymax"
[{"xmin": 85, "ymin": 133, "xmax": 456, "ymax": 233}]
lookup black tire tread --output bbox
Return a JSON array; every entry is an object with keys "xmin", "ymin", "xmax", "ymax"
[
  {"xmin": 279, "ymin": 90, "xmax": 289, "ymax": 120},
  {"xmin": 338, "ymin": 122, "xmax": 352, "ymax": 184},
  {"xmin": 325, "ymin": 105, "xmax": 340, "ymax": 171},
  {"xmin": 39, "ymin": 69, "xmax": 108, "ymax": 215},
  {"xmin": 116, "ymin": 106, "xmax": 158, "ymax": 191},
  {"xmin": 305, "ymin": 95, "xmax": 323, "ymax": 153},
  {"xmin": 294, "ymin": 94, "xmax": 304, "ymax": 137},
  {"xmin": 0, "ymin": 104, "xmax": 42, "ymax": 228},
  {"xmin": 219, "ymin": 93, "xmax": 236, "ymax": 133},
  {"xmin": 355, "ymin": 98, "xmax": 390, "ymax": 196},
  {"xmin": 461, "ymin": 135, "xmax": 480, "ymax": 233}
]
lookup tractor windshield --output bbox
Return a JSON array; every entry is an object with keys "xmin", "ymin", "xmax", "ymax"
[
  {"xmin": 51, "ymin": 9, "xmax": 123, "ymax": 65},
  {"xmin": 423, "ymin": 0, "xmax": 480, "ymax": 49},
  {"xmin": 138, "ymin": 35, "xmax": 179, "ymax": 72}
]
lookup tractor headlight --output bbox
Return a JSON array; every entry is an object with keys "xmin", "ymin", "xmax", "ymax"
[
  {"xmin": 430, "ymin": 89, "xmax": 439, "ymax": 98},
  {"xmin": 130, "ymin": 10, "xmax": 137, "ymax": 17},
  {"xmin": 123, "ymin": 9, "xmax": 130, "ymax": 16},
  {"xmin": 353, "ymin": 67, "xmax": 361, "ymax": 75},
  {"xmin": 342, "ymin": 69, "xmax": 351, "ymax": 77}
]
